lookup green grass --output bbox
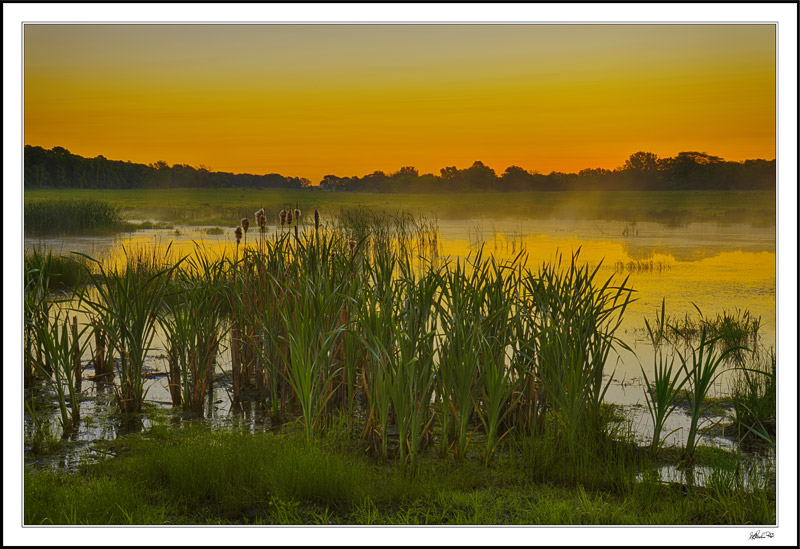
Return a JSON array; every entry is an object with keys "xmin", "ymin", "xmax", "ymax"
[
  {"xmin": 23, "ymin": 426, "xmax": 775, "ymax": 525},
  {"xmin": 24, "ymin": 198, "xmax": 128, "ymax": 236},
  {"xmin": 24, "ymin": 188, "xmax": 776, "ymax": 227}
]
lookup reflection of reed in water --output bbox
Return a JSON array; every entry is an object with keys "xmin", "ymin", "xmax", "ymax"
[{"xmin": 615, "ymin": 259, "xmax": 671, "ymax": 273}]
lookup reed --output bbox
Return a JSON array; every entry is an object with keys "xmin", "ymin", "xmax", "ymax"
[
  {"xmin": 435, "ymin": 253, "xmax": 486, "ymax": 460},
  {"xmin": 730, "ymin": 347, "xmax": 775, "ymax": 447},
  {"xmin": 675, "ymin": 321, "xmax": 741, "ymax": 465},
  {"xmin": 639, "ymin": 299, "xmax": 687, "ymax": 454},
  {"xmin": 474, "ymin": 255, "xmax": 520, "ymax": 465},
  {"xmin": 30, "ymin": 308, "xmax": 89, "ymax": 434},
  {"xmin": 521, "ymin": 249, "xmax": 634, "ymax": 458},
  {"xmin": 75, "ymin": 247, "xmax": 178, "ymax": 414},
  {"xmin": 161, "ymin": 248, "xmax": 228, "ymax": 412},
  {"xmin": 24, "ymin": 249, "xmax": 57, "ymax": 386},
  {"xmin": 25, "ymin": 198, "xmax": 125, "ymax": 236},
  {"xmin": 358, "ymin": 246, "xmax": 398, "ymax": 460}
]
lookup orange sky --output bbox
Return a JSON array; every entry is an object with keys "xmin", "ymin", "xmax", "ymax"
[{"xmin": 24, "ymin": 24, "xmax": 775, "ymax": 183}]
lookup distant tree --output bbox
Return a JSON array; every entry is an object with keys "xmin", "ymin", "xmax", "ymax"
[
  {"xmin": 440, "ymin": 166, "xmax": 458, "ymax": 181},
  {"xmin": 624, "ymin": 151, "xmax": 659, "ymax": 174},
  {"xmin": 500, "ymin": 165, "xmax": 534, "ymax": 191},
  {"xmin": 393, "ymin": 166, "xmax": 419, "ymax": 178}
]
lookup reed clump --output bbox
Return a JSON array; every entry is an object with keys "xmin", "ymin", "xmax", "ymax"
[{"xmin": 25, "ymin": 198, "xmax": 126, "ymax": 236}]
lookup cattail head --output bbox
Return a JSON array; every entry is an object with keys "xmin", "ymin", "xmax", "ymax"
[
  {"xmin": 348, "ymin": 239, "xmax": 356, "ymax": 251},
  {"xmin": 241, "ymin": 218, "xmax": 250, "ymax": 233},
  {"xmin": 294, "ymin": 208, "xmax": 301, "ymax": 221},
  {"xmin": 279, "ymin": 209, "xmax": 287, "ymax": 226},
  {"xmin": 255, "ymin": 208, "xmax": 266, "ymax": 231},
  {"xmin": 234, "ymin": 226, "xmax": 243, "ymax": 245},
  {"xmin": 286, "ymin": 209, "xmax": 293, "ymax": 225},
  {"xmin": 314, "ymin": 209, "xmax": 320, "ymax": 230}
]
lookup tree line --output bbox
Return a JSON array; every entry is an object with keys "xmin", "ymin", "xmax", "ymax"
[
  {"xmin": 24, "ymin": 146, "xmax": 311, "ymax": 190},
  {"xmin": 25, "ymin": 145, "xmax": 774, "ymax": 192}
]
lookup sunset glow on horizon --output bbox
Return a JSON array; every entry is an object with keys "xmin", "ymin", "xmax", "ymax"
[{"xmin": 24, "ymin": 24, "xmax": 776, "ymax": 183}]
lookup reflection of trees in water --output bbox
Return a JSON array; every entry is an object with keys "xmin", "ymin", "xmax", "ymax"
[{"xmin": 620, "ymin": 241, "xmax": 774, "ymax": 263}]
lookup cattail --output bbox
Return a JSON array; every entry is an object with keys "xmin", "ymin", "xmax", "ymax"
[
  {"xmin": 286, "ymin": 208, "xmax": 293, "ymax": 225},
  {"xmin": 348, "ymin": 239, "xmax": 356, "ymax": 252},
  {"xmin": 255, "ymin": 208, "xmax": 266, "ymax": 231},
  {"xmin": 234, "ymin": 226, "xmax": 243, "ymax": 245},
  {"xmin": 241, "ymin": 217, "xmax": 250, "ymax": 233},
  {"xmin": 294, "ymin": 208, "xmax": 301, "ymax": 222},
  {"xmin": 279, "ymin": 209, "xmax": 287, "ymax": 227},
  {"xmin": 314, "ymin": 209, "xmax": 320, "ymax": 231}
]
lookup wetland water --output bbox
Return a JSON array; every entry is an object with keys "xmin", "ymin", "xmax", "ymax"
[{"xmin": 24, "ymin": 213, "xmax": 776, "ymax": 469}]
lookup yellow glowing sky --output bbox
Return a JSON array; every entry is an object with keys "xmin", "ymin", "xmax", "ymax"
[{"xmin": 24, "ymin": 24, "xmax": 775, "ymax": 183}]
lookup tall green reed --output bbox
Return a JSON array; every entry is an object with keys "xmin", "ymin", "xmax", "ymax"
[
  {"xmin": 274, "ymin": 235, "xmax": 350, "ymax": 443},
  {"xmin": 640, "ymin": 299, "xmax": 686, "ymax": 454},
  {"xmin": 31, "ymin": 309, "xmax": 89, "ymax": 434},
  {"xmin": 161, "ymin": 249, "xmax": 229, "ymax": 412},
  {"xmin": 24, "ymin": 249, "xmax": 57, "ymax": 386},
  {"xmin": 359, "ymin": 246, "xmax": 398, "ymax": 459},
  {"xmin": 674, "ymin": 322, "xmax": 741, "ymax": 465},
  {"xmin": 435, "ymin": 252, "xmax": 489, "ymax": 460},
  {"xmin": 75, "ymin": 247, "xmax": 178, "ymax": 414},
  {"xmin": 521, "ymin": 249, "xmax": 634, "ymax": 458},
  {"xmin": 730, "ymin": 347, "xmax": 775, "ymax": 448}
]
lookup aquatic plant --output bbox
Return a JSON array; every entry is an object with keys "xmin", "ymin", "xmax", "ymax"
[
  {"xmin": 161, "ymin": 249, "xmax": 228, "ymax": 412},
  {"xmin": 675, "ymin": 323, "xmax": 741, "ymax": 465},
  {"xmin": 25, "ymin": 198, "xmax": 126, "ymax": 236},
  {"xmin": 730, "ymin": 347, "xmax": 775, "ymax": 447},
  {"xmin": 31, "ymin": 309, "xmax": 88, "ymax": 434},
  {"xmin": 521, "ymin": 249, "xmax": 634, "ymax": 458},
  {"xmin": 75, "ymin": 248, "xmax": 179, "ymax": 414},
  {"xmin": 640, "ymin": 299, "xmax": 686, "ymax": 454}
]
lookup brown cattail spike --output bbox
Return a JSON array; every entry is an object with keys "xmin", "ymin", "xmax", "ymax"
[
  {"xmin": 294, "ymin": 208, "xmax": 301, "ymax": 222},
  {"xmin": 314, "ymin": 209, "xmax": 320, "ymax": 231},
  {"xmin": 286, "ymin": 209, "xmax": 293, "ymax": 225},
  {"xmin": 234, "ymin": 226, "xmax": 243, "ymax": 245},
  {"xmin": 279, "ymin": 209, "xmax": 287, "ymax": 227},
  {"xmin": 241, "ymin": 218, "xmax": 250, "ymax": 233}
]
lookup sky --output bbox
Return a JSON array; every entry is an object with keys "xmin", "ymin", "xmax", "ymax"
[{"xmin": 24, "ymin": 24, "xmax": 776, "ymax": 183}]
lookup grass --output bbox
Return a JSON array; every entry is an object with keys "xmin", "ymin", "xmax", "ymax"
[
  {"xmin": 23, "ymin": 426, "xmax": 775, "ymax": 525},
  {"xmin": 24, "ymin": 188, "xmax": 776, "ymax": 227},
  {"xmin": 24, "ymin": 249, "xmax": 93, "ymax": 290},
  {"xmin": 24, "ymin": 198, "xmax": 128, "ymax": 236},
  {"xmin": 730, "ymin": 348, "xmax": 776, "ymax": 448}
]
